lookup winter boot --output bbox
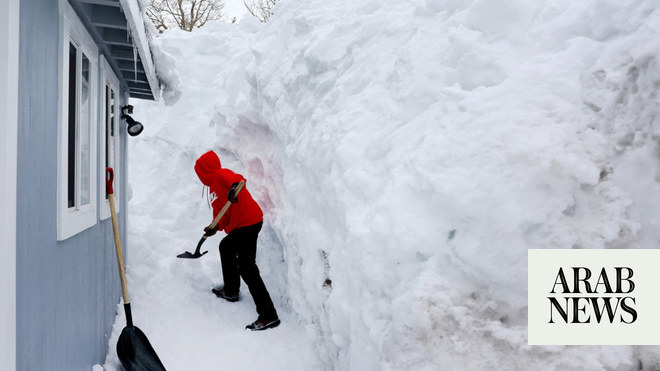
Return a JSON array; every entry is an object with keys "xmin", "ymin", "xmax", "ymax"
[
  {"xmin": 212, "ymin": 286, "xmax": 239, "ymax": 302},
  {"xmin": 246, "ymin": 316, "xmax": 280, "ymax": 331}
]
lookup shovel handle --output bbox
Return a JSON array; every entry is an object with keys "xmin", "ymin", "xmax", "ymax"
[
  {"xmin": 106, "ymin": 167, "xmax": 130, "ymax": 307},
  {"xmin": 207, "ymin": 180, "xmax": 245, "ymax": 229}
]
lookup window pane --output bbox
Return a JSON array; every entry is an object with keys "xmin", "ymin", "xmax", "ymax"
[
  {"xmin": 105, "ymin": 85, "xmax": 110, "ymax": 170},
  {"xmin": 67, "ymin": 42, "xmax": 77, "ymax": 209},
  {"xmin": 79, "ymin": 53, "xmax": 91, "ymax": 206},
  {"xmin": 110, "ymin": 89, "xmax": 115, "ymax": 137},
  {"xmin": 109, "ymin": 88, "xmax": 116, "ymax": 169}
]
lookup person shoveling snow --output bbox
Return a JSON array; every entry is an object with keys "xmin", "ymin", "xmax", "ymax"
[{"xmin": 194, "ymin": 150, "xmax": 280, "ymax": 331}]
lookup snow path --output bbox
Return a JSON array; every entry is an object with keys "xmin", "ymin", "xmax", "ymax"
[{"xmin": 102, "ymin": 135, "xmax": 322, "ymax": 370}]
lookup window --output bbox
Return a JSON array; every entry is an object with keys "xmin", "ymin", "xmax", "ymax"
[
  {"xmin": 57, "ymin": 3, "xmax": 98, "ymax": 240},
  {"xmin": 100, "ymin": 57, "xmax": 121, "ymax": 220}
]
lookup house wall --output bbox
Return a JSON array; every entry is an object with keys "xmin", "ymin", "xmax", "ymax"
[
  {"xmin": 16, "ymin": 0, "xmax": 126, "ymax": 369},
  {"xmin": 0, "ymin": 0, "xmax": 20, "ymax": 370}
]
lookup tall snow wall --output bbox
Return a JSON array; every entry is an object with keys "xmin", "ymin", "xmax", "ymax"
[{"xmin": 137, "ymin": 0, "xmax": 660, "ymax": 369}]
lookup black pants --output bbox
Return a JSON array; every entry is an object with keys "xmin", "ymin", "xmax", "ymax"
[{"xmin": 219, "ymin": 222, "xmax": 277, "ymax": 320}]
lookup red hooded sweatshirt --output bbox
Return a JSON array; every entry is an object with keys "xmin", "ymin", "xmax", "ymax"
[{"xmin": 194, "ymin": 150, "xmax": 263, "ymax": 234}]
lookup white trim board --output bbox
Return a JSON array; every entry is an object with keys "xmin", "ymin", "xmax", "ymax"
[{"xmin": 0, "ymin": 0, "xmax": 20, "ymax": 369}]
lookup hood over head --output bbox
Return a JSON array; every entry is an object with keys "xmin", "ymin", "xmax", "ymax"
[{"xmin": 194, "ymin": 150, "xmax": 221, "ymax": 186}]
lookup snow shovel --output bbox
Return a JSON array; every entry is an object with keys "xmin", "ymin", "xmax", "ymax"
[
  {"xmin": 177, "ymin": 180, "xmax": 245, "ymax": 259},
  {"xmin": 106, "ymin": 168, "xmax": 166, "ymax": 371}
]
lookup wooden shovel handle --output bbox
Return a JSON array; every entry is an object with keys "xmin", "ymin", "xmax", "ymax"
[
  {"xmin": 106, "ymin": 167, "xmax": 130, "ymax": 306},
  {"xmin": 208, "ymin": 180, "xmax": 245, "ymax": 229}
]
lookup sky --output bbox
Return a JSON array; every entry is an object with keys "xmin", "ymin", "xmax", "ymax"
[{"xmin": 224, "ymin": 0, "xmax": 248, "ymax": 21}]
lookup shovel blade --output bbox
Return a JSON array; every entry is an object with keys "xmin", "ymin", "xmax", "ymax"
[
  {"xmin": 176, "ymin": 250, "xmax": 208, "ymax": 259},
  {"xmin": 117, "ymin": 325, "xmax": 166, "ymax": 371}
]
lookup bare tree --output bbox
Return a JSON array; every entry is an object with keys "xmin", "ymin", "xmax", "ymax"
[
  {"xmin": 147, "ymin": 0, "xmax": 226, "ymax": 32},
  {"xmin": 244, "ymin": 0, "xmax": 278, "ymax": 23}
]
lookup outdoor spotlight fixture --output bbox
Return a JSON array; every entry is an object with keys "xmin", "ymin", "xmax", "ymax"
[{"xmin": 122, "ymin": 105, "xmax": 144, "ymax": 137}]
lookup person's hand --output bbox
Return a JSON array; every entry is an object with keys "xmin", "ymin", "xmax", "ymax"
[
  {"xmin": 228, "ymin": 182, "xmax": 239, "ymax": 203},
  {"xmin": 204, "ymin": 225, "xmax": 218, "ymax": 237}
]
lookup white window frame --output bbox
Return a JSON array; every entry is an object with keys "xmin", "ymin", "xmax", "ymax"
[
  {"xmin": 57, "ymin": 2, "xmax": 99, "ymax": 240},
  {"xmin": 99, "ymin": 57, "xmax": 121, "ymax": 220}
]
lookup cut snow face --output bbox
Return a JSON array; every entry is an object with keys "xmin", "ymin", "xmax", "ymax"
[{"xmin": 104, "ymin": 0, "xmax": 660, "ymax": 370}]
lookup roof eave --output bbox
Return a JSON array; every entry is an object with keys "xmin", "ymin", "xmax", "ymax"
[{"xmin": 117, "ymin": 0, "xmax": 160, "ymax": 101}]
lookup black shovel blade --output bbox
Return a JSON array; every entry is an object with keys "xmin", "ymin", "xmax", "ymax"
[
  {"xmin": 117, "ymin": 325, "xmax": 166, "ymax": 371},
  {"xmin": 176, "ymin": 250, "xmax": 208, "ymax": 259},
  {"xmin": 177, "ymin": 236, "xmax": 209, "ymax": 259}
]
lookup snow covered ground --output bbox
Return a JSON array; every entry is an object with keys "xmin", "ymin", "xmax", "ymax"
[{"xmin": 102, "ymin": 0, "xmax": 660, "ymax": 370}]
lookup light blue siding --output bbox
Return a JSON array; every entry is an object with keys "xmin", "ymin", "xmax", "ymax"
[{"xmin": 16, "ymin": 0, "xmax": 127, "ymax": 369}]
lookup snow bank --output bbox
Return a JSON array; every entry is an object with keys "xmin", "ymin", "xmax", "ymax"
[{"xmin": 126, "ymin": 0, "xmax": 660, "ymax": 369}]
